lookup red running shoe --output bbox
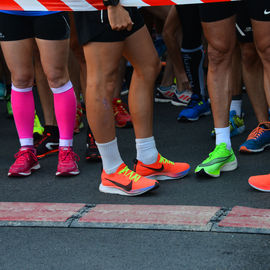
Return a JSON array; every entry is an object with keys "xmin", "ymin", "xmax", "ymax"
[
  {"xmin": 100, "ymin": 163, "xmax": 159, "ymax": 196},
  {"xmin": 74, "ymin": 102, "xmax": 84, "ymax": 134},
  {"xmin": 56, "ymin": 147, "xmax": 80, "ymax": 176},
  {"xmin": 112, "ymin": 98, "xmax": 132, "ymax": 128},
  {"xmin": 8, "ymin": 147, "xmax": 40, "ymax": 177},
  {"xmin": 134, "ymin": 153, "xmax": 190, "ymax": 180}
]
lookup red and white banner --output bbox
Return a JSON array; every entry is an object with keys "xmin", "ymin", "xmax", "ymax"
[{"xmin": 0, "ymin": 0, "xmax": 238, "ymax": 11}]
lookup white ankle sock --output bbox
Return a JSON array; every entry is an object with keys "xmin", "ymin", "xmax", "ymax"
[
  {"xmin": 215, "ymin": 126, "xmax": 231, "ymax": 150},
  {"xmin": 230, "ymin": 100, "xmax": 242, "ymax": 116},
  {"xmin": 96, "ymin": 138, "xmax": 123, "ymax": 174},
  {"xmin": 136, "ymin": 136, "xmax": 158, "ymax": 165}
]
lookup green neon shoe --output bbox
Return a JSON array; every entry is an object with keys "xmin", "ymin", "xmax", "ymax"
[
  {"xmin": 33, "ymin": 112, "xmax": 44, "ymax": 136},
  {"xmin": 195, "ymin": 143, "xmax": 237, "ymax": 177}
]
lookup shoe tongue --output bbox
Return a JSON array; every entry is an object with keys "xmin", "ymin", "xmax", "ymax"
[{"xmin": 260, "ymin": 124, "xmax": 268, "ymax": 129}]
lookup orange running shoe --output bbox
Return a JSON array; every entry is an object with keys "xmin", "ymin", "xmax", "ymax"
[
  {"xmin": 112, "ymin": 98, "xmax": 132, "ymax": 128},
  {"xmin": 100, "ymin": 163, "xmax": 159, "ymax": 196},
  {"xmin": 248, "ymin": 174, "xmax": 270, "ymax": 192},
  {"xmin": 134, "ymin": 153, "xmax": 190, "ymax": 180}
]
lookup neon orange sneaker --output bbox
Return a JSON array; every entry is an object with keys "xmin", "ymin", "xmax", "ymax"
[
  {"xmin": 100, "ymin": 163, "xmax": 159, "ymax": 196},
  {"xmin": 248, "ymin": 174, "xmax": 270, "ymax": 192},
  {"xmin": 134, "ymin": 153, "xmax": 190, "ymax": 180}
]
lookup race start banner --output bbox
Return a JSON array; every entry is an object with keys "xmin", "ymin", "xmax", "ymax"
[{"xmin": 0, "ymin": 0, "xmax": 238, "ymax": 12}]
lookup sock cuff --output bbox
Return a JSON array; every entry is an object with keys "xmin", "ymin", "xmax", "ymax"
[
  {"xmin": 59, "ymin": 139, "xmax": 73, "ymax": 147},
  {"xmin": 135, "ymin": 136, "xmax": 155, "ymax": 145},
  {"xmin": 12, "ymin": 85, "xmax": 33, "ymax": 93},
  {"xmin": 20, "ymin": 138, "xmax": 34, "ymax": 146},
  {"xmin": 96, "ymin": 137, "xmax": 117, "ymax": 148},
  {"xmin": 181, "ymin": 44, "xmax": 203, "ymax": 53},
  {"xmin": 51, "ymin": 81, "xmax": 73, "ymax": 94}
]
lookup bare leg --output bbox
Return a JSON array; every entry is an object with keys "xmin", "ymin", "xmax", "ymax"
[
  {"xmin": 83, "ymin": 41, "xmax": 124, "ymax": 143},
  {"xmin": 124, "ymin": 26, "xmax": 161, "ymax": 139},
  {"xmin": 202, "ymin": 16, "xmax": 236, "ymax": 128},
  {"xmin": 33, "ymin": 43, "xmax": 56, "ymax": 126},
  {"xmin": 240, "ymin": 42, "xmax": 268, "ymax": 123}
]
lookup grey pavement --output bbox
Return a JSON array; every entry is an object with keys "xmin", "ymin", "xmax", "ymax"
[{"xmin": 0, "ymin": 92, "xmax": 270, "ymax": 269}]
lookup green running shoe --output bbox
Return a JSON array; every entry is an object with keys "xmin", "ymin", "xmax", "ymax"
[
  {"xmin": 5, "ymin": 94, "xmax": 13, "ymax": 118},
  {"xmin": 195, "ymin": 143, "xmax": 237, "ymax": 177},
  {"xmin": 33, "ymin": 112, "xmax": 44, "ymax": 136}
]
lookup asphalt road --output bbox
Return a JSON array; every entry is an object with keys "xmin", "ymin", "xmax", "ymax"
[{"xmin": 0, "ymin": 92, "xmax": 270, "ymax": 269}]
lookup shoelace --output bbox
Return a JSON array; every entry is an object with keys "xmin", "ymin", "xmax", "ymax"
[
  {"xmin": 159, "ymin": 155, "xmax": 174, "ymax": 165},
  {"xmin": 118, "ymin": 166, "xmax": 141, "ymax": 182},
  {"xmin": 247, "ymin": 126, "xmax": 265, "ymax": 140},
  {"xmin": 59, "ymin": 148, "xmax": 80, "ymax": 162},
  {"xmin": 14, "ymin": 149, "xmax": 37, "ymax": 163}
]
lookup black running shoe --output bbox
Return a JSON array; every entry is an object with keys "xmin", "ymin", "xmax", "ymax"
[
  {"xmin": 36, "ymin": 125, "xmax": 59, "ymax": 159},
  {"xmin": 86, "ymin": 125, "xmax": 101, "ymax": 161}
]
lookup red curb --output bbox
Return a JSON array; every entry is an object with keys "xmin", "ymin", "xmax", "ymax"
[
  {"xmin": 79, "ymin": 204, "xmax": 220, "ymax": 226},
  {"xmin": 0, "ymin": 202, "xmax": 85, "ymax": 222},
  {"xmin": 219, "ymin": 206, "xmax": 270, "ymax": 229}
]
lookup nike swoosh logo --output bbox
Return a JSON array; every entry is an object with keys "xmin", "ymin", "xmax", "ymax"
[
  {"xmin": 141, "ymin": 164, "xmax": 164, "ymax": 172},
  {"xmin": 105, "ymin": 178, "xmax": 133, "ymax": 192},
  {"xmin": 199, "ymin": 155, "xmax": 232, "ymax": 168},
  {"xmin": 45, "ymin": 142, "xmax": 59, "ymax": 150},
  {"xmin": 264, "ymin": 9, "xmax": 270, "ymax": 15}
]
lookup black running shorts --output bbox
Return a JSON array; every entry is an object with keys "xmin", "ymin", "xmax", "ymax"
[
  {"xmin": 74, "ymin": 8, "xmax": 144, "ymax": 45},
  {"xmin": 199, "ymin": 2, "xmax": 238, "ymax": 23},
  {"xmin": 199, "ymin": 0, "xmax": 270, "ymax": 23},
  {"xmin": 0, "ymin": 12, "xmax": 70, "ymax": 41},
  {"xmin": 236, "ymin": 1, "xmax": 253, "ymax": 43},
  {"xmin": 245, "ymin": 0, "xmax": 270, "ymax": 22},
  {"xmin": 176, "ymin": 5, "xmax": 202, "ymax": 49}
]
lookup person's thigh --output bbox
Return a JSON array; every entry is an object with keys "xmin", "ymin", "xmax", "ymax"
[
  {"xmin": 1, "ymin": 39, "xmax": 34, "ymax": 87},
  {"xmin": 34, "ymin": 12, "xmax": 71, "ymax": 87},
  {"xmin": 123, "ymin": 25, "xmax": 159, "ymax": 72}
]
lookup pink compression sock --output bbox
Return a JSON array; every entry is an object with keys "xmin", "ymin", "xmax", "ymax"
[
  {"xmin": 52, "ymin": 81, "xmax": 76, "ymax": 147},
  {"xmin": 11, "ymin": 85, "xmax": 35, "ymax": 146}
]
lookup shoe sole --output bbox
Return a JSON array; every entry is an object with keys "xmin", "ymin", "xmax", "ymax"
[
  {"xmin": 239, "ymin": 143, "xmax": 270, "ymax": 153},
  {"xmin": 155, "ymin": 98, "xmax": 172, "ymax": 103},
  {"xmin": 171, "ymin": 100, "xmax": 188, "ymax": 107},
  {"xmin": 99, "ymin": 182, "xmax": 159, "ymax": 196},
  {"xmin": 177, "ymin": 111, "xmax": 211, "ymax": 122},
  {"xmin": 8, "ymin": 163, "xmax": 41, "ymax": 177},
  {"xmin": 248, "ymin": 182, "xmax": 270, "ymax": 192},
  {"xmin": 196, "ymin": 159, "xmax": 238, "ymax": 178},
  {"xmin": 145, "ymin": 168, "xmax": 190, "ymax": 181},
  {"xmin": 56, "ymin": 170, "xmax": 80, "ymax": 176},
  {"xmin": 37, "ymin": 149, "xmax": 59, "ymax": 159}
]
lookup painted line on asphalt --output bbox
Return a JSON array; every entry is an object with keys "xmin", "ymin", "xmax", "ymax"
[{"xmin": 0, "ymin": 202, "xmax": 270, "ymax": 234}]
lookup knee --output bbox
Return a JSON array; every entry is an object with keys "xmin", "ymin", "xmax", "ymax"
[
  {"xmin": 12, "ymin": 71, "xmax": 34, "ymax": 89},
  {"xmin": 207, "ymin": 42, "xmax": 235, "ymax": 67},
  {"xmin": 134, "ymin": 57, "xmax": 161, "ymax": 81},
  {"xmin": 256, "ymin": 43, "xmax": 270, "ymax": 65},
  {"xmin": 241, "ymin": 45, "xmax": 259, "ymax": 68},
  {"xmin": 87, "ymin": 71, "xmax": 117, "ymax": 98},
  {"xmin": 46, "ymin": 68, "xmax": 69, "ymax": 88}
]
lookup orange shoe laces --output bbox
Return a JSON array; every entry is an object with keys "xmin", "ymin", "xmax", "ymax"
[{"xmin": 247, "ymin": 123, "xmax": 270, "ymax": 140}]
